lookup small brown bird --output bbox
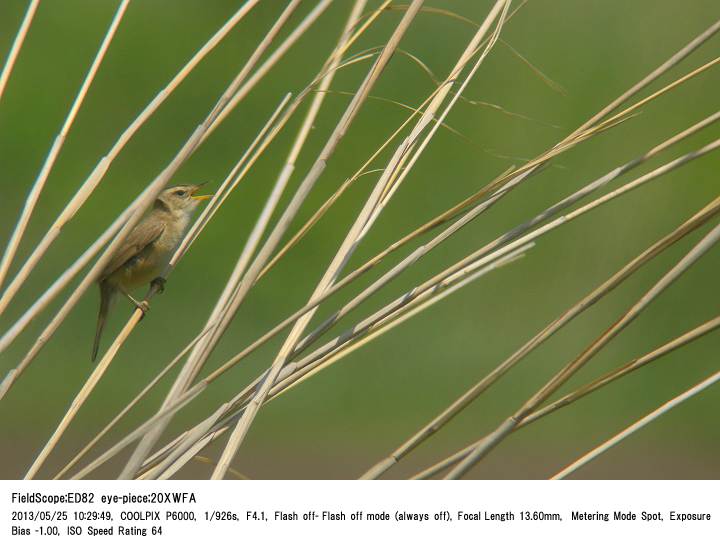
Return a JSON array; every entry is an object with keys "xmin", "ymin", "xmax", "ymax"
[{"xmin": 92, "ymin": 184, "xmax": 211, "ymax": 361}]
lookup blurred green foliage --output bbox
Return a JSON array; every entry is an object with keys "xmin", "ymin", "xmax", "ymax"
[{"xmin": 0, "ymin": 0, "xmax": 718, "ymax": 479}]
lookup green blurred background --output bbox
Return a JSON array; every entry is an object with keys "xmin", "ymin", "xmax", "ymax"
[{"xmin": 0, "ymin": 0, "xmax": 718, "ymax": 479}]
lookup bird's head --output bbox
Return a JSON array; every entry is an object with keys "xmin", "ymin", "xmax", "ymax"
[{"xmin": 156, "ymin": 184, "xmax": 212, "ymax": 215}]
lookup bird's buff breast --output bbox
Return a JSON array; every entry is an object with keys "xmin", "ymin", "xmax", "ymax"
[{"xmin": 108, "ymin": 246, "xmax": 171, "ymax": 292}]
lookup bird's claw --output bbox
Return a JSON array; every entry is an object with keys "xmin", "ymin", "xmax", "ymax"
[{"xmin": 151, "ymin": 277, "xmax": 166, "ymax": 294}]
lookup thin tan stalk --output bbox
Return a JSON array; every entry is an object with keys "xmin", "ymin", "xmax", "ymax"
[
  {"xmin": 525, "ymin": 314, "xmax": 720, "ymax": 427},
  {"xmin": 192, "ymin": 0, "xmax": 427, "ymax": 394},
  {"xmin": 75, "ymin": 0, "xmax": 424, "ymax": 480},
  {"xmin": 30, "ymin": 93, "xmax": 290, "ymax": 479},
  {"xmin": 70, "ymin": 384, "xmax": 208, "ymax": 480},
  {"xmin": 273, "ymin": 247, "xmax": 533, "ymax": 400},
  {"xmin": 20, "ymin": 2, "xmax": 311, "ymax": 475},
  {"xmin": 2, "ymin": 0, "xmax": 313, "ymax": 401},
  {"xmin": 129, "ymin": 129, "xmax": 720, "ymax": 475},
  {"xmin": 58, "ymin": 2, "xmax": 385, "ymax": 480},
  {"xmin": 266, "ymin": 43, "xmax": 720, "ymax": 317},
  {"xmin": 0, "ymin": 0, "xmax": 39, "ymax": 104},
  {"xmin": 210, "ymin": 0, "xmax": 508, "ymax": 480},
  {"xmin": 133, "ymin": 245, "xmax": 531, "ymax": 479},
  {"xmin": 126, "ymin": 124, "xmax": 720, "ymax": 480},
  {"xmin": 215, "ymin": 177, "xmax": 720, "ymax": 464},
  {"xmin": 0, "ymin": 0, "xmax": 261, "ymax": 318},
  {"xmin": 25, "ymin": 306, "xmax": 140, "ymax": 479},
  {"xmin": 552, "ymin": 365, "xmax": 720, "ymax": 479},
  {"xmin": 0, "ymin": 0, "xmax": 331, "ymax": 353},
  {"xmin": 66, "ymin": 16, "xmax": 720, "ymax": 482},
  {"xmin": 203, "ymin": 0, "xmax": 335, "ymax": 140},
  {"xmin": 361, "ymin": 135, "xmax": 720, "ymax": 478},
  {"xmin": 257, "ymin": 254, "xmax": 531, "ymax": 407},
  {"xmin": 413, "ymin": 313, "xmax": 720, "ymax": 479},
  {"xmin": 53, "ymin": 321, "xmax": 219, "ymax": 479},
  {"xmin": 446, "ymin": 219, "xmax": 720, "ymax": 479},
  {"xmin": 0, "ymin": 0, "xmax": 130, "ymax": 291},
  {"xmin": 411, "ymin": 443, "xmax": 473, "ymax": 479},
  {"xmin": 119, "ymin": 0, "xmax": 370, "ymax": 481},
  {"xmin": 255, "ymin": 3, "xmax": 541, "ymax": 273},
  {"xmin": 0, "ymin": 201, "xmax": 133, "ymax": 355}
]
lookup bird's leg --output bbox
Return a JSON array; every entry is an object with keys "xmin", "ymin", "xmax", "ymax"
[
  {"xmin": 119, "ymin": 290, "xmax": 150, "ymax": 315},
  {"xmin": 151, "ymin": 277, "xmax": 166, "ymax": 294}
]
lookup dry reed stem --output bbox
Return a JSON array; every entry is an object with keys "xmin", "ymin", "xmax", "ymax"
[
  {"xmin": 74, "ymin": 103, "xmax": 720, "ymax": 481},
  {"xmin": 88, "ymin": 98, "xmax": 719, "ymax": 480},
  {"xmin": 167, "ymin": 132, "xmax": 720, "ymax": 475},
  {"xmin": 119, "ymin": 0, "xmax": 370, "ymax": 480},
  {"xmin": 133, "ymin": 245, "xmax": 531, "ymax": 479},
  {"xmin": 413, "ymin": 296, "xmax": 720, "ymax": 479},
  {"xmin": 19, "ymin": 2, "xmax": 311, "ymax": 476},
  {"xmin": 29, "ymin": 92, "xmax": 291, "ymax": 479},
  {"xmin": 524, "ymin": 314, "xmax": 720, "ymax": 428},
  {"xmin": 0, "ymin": 0, "xmax": 261, "ymax": 318},
  {"xmin": 85, "ymin": 0, "xmax": 419, "ymax": 480},
  {"xmin": 60, "ymin": 10, "xmax": 720, "ymax": 481},
  {"xmin": 0, "ymin": 0, "xmax": 333, "ymax": 353},
  {"xmin": 0, "ymin": 200, "xmax": 136, "ymax": 354},
  {"xmin": 360, "ymin": 112, "xmax": 720, "ymax": 478},
  {"xmin": 70, "ymin": 384, "xmax": 208, "ymax": 480},
  {"xmin": 551, "ymin": 361, "xmax": 720, "ymax": 479},
  {"xmin": 53, "ymin": 321, "xmax": 219, "ymax": 479},
  {"xmin": 73, "ymin": 127, "xmax": 715, "ymax": 480},
  {"xmin": 69, "ymin": 47, "xmax": 447, "ymax": 480},
  {"xmin": 2, "ymin": 0, "xmax": 326, "ymax": 404},
  {"xmin": 446, "ymin": 219, "xmax": 720, "ymax": 479},
  {"xmin": 263, "ymin": 44, "xmax": 720, "ymax": 324},
  {"xmin": 58, "ymin": 5, "xmax": 390, "ymax": 480},
  {"xmin": 272, "ymin": 247, "xmax": 532, "ymax": 401},
  {"xmin": 209, "ymin": 0, "xmax": 509, "ymax": 479},
  {"xmin": 255, "ymin": 7, "xmax": 526, "ymax": 280},
  {"xmin": 256, "ymin": 2, "xmax": 542, "ymax": 273},
  {"xmin": 0, "ymin": 0, "xmax": 39, "ymax": 105},
  {"xmin": 186, "ymin": 0, "xmax": 426, "ymax": 389},
  {"xmin": 0, "ymin": 1, "xmax": 129, "ymax": 292},
  {"xmin": 202, "ymin": 0, "xmax": 335, "ymax": 141},
  {"xmin": 24, "ymin": 304, "xmax": 141, "ymax": 479}
]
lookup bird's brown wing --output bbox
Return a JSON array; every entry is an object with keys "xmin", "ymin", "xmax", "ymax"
[{"xmin": 100, "ymin": 217, "xmax": 165, "ymax": 280}]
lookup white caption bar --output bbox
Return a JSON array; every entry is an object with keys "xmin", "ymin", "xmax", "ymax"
[{"xmin": 0, "ymin": 480, "xmax": 716, "ymax": 548}]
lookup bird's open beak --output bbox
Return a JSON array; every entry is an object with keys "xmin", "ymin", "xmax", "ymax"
[{"xmin": 190, "ymin": 183, "xmax": 213, "ymax": 201}]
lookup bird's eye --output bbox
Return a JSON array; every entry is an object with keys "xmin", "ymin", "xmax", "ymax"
[{"xmin": 174, "ymin": 190, "xmax": 186, "ymax": 197}]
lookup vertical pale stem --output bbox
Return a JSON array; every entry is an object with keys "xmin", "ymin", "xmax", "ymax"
[
  {"xmin": 0, "ymin": 1, "xmax": 130, "ymax": 291},
  {"xmin": 0, "ymin": 0, "xmax": 39, "ymax": 104},
  {"xmin": 211, "ymin": 0, "xmax": 509, "ymax": 480},
  {"xmin": 119, "ymin": 0, "xmax": 368, "ymax": 480},
  {"xmin": 0, "ymin": 0, "xmax": 260, "ymax": 317}
]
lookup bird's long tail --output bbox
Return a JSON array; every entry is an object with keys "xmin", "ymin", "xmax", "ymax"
[{"xmin": 92, "ymin": 281, "xmax": 115, "ymax": 362}]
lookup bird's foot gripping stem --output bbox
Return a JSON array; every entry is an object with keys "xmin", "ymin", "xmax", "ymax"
[
  {"xmin": 121, "ymin": 291, "xmax": 151, "ymax": 317},
  {"xmin": 151, "ymin": 277, "xmax": 166, "ymax": 294}
]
